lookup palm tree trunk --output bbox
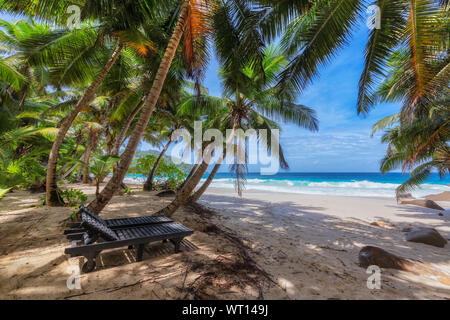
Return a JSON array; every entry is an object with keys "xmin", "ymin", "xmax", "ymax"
[
  {"xmin": 177, "ymin": 162, "xmax": 199, "ymax": 191},
  {"xmin": 183, "ymin": 120, "xmax": 238, "ymax": 205},
  {"xmin": 110, "ymin": 97, "xmax": 146, "ymax": 157},
  {"xmin": 157, "ymin": 159, "xmax": 209, "ymax": 218},
  {"xmin": 143, "ymin": 140, "xmax": 172, "ymax": 191},
  {"xmin": 82, "ymin": 139, "xmax": 93, "ymax": 184},
  {"xmin": 61, "ymin": 151, "xmax": 85, "ymax": 180},
  {"xmin": 17, "ymin": 66, "xmax": 30, "ymax": 113},
  {"xmin": 58, "ymin": 148, "xmax": 80, "ymax": 175},
  {"xmin": 96, "ymin": 182, "xmax": 100, "ymax": 198},
  {"xmin": 46, "ymin": 43, "xmax": 123, "ymax": 206},
  {"xmin": 17, "ymin": 84, "xmax": 28, "ymax": 112},
  {"xmin": 188, "ymin": 150, "xmax": 226, "ymax": 203},
  {"xmin": 87, "ymin": 2, "xmax": 190, "ymax": 213}
]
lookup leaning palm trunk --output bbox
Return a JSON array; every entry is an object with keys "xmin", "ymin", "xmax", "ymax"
[
  {"xmin": 156, "ymin": 159, "xmax": 209, "ymax": 218},
  {"xmin": 82, "ymin": 139, "xmax": 93, "ymax": 184},
  {"xmin": 159, "ymin": 123, "xmax": 239, "ymax": 217},
  {"xmin": 17, "ymin": 66, "xmax": 30, "ymax": 112},
  {"xmin": 177, "ymin": 162, "xmax": 199, "ymax": 191},
  {"xmin": 143, "ymin": 140, "xmax": 172, "ymax": 191},
  {"xmin": 61, "ymin": 151, "xmax": 85, "ymax": 180},
  {"xmin": 188, "ymin": 150, "xmax": 225, "ymax": 203},
  {"xmin": 58, "ymin": 150, "xmax": 80, "ymax": 175},
  {"xmin": 17, "ymin": 84, "xmax": 28, "ymax": 112},
  {"xmin": 110, "ymin": 97, "xmax": 146, "ymax": 157},
  {"xmin": 46, "ymin": 43, "xmax": 123, "ymax": 206},
  {"xmin": 87, "ymin": 2, "xmax": 190, "ymax": 213}
]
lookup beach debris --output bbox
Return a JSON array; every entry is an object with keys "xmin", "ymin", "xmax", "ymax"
[
  {"xmin": 156, "ymin": 190, "xmax": 176, "ymax": 197},
  {"xmin": 358, "ymin": 246, "xmax": 412, "ymax": 270},
  {"xmin": 370, "ymin": 220, "xmax": 390, "ymax": 228},
  {"xmin": 405, "ymin": 227, "xmax": 447, "ymax": 248},
  {"xmin": 400, "ymin": 199, "xmax": 444, "ymax": 211},
  {"xmin": 28, "ymin": 182, "xmax": 46, "ymax": 193}
]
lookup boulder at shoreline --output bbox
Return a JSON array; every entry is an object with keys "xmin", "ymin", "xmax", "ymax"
[
  {"xmin": 358, "ymin": 246, "xmax": 412, "ymax": 270},
  {"xmin": 405, "ymin": 227, "xmax": 447, "ymax": 248},
  {"xmin": 400, "ymin": 199, "xmax": 444, "ymax": 211}
]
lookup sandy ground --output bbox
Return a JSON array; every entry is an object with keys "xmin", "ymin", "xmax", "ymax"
[
  {"xmin": 0, "ymin": 183, "xmax": 449, "ymax": 299},
  {"xmin": 199, "ymin": 188, "xmax": 450, "ymax": 299},
  {"xmin": 0, "ymin": 183, "xmax": 285, "ymax": 300}
]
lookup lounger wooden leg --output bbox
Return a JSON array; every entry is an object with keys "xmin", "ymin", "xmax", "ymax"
[
  {"xmin": 171, "ymin": 238, "xmax": 183, "ymax": 253},
  {"xmin": 136, "ymin": 244, "xmax": 144, "ymax": 262},
  {"xmin": 82, "ymin": 251, "xmax": 100, "ymax": 273}
]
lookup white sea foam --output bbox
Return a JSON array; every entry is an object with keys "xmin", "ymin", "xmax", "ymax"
[
  {"xmin": 123, "ymin": 174, "xmax": 449, "ymax": 198},
  {"xmin": 208, "ymin": 178, "xmax": 450, "ymax": 198}
]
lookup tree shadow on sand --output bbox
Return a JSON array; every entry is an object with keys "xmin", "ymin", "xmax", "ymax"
[{"xmin": 197, "ymin": 193, "xmax": 450, "ymax": 298}]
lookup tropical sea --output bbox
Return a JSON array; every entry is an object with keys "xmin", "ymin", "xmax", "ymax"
[
  {"xmin": 124, "ymin": 172, "xmax": 449, "ymax": 198},
  {"xmin": 208, "ymin": 172, "xmax": 450, "ymax": 198}
]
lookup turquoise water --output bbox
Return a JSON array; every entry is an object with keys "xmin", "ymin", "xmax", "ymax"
[
  {"xmin": 205, "ymin": 172, "xmax": 450, "ymax": 198},
  {"xmin": 124, "ymin": 172, "xmax": 449, "ymax": 198}
]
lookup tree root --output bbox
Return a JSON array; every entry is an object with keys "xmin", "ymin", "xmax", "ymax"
[{"xmin": 183, "ymin": 202, "xmax": 284, "ymax": 298}]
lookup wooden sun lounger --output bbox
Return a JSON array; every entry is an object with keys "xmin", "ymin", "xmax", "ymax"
[
  {"xmin": 64, "ymin": 211, "xmax": 193, "ymax": 273},
  {"xmin": 65, "ymin": 205, "xmax": 173, "ymax": 235}
]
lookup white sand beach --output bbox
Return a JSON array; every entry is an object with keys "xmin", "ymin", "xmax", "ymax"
[
  {"xmin": 0, "ymin": 184, "xmax": 449, "ymax": 299},
  {"xmin": 199, "ymin": 188, "xmax": 450, "ymax": 299}
]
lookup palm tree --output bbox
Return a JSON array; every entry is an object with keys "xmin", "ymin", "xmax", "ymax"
[
  {"xmin": 90, "ymin": 155, "xmax": 120, "ymax": 198},
  {"xmin": 142, "ymin": 85, "xmax": 201, "ymax": 191},
  {"xmin": 45, "ymin": 39, "xmax": 126, "ymax": 205},
  {"xmin": 0, "ymin": 19, "xmax": 74, "ymax": 114},
  {"xmin": 0, "ymin": 0, "xmax": 163, "ymax": 205},
  {"xmin": 188, "ymin": 151, "xmax": 224, "ymax": 202},
  {"xmin": 257, "ymin": 0, "xmax": 448, "ymax": 115},
  {"xmin": 370, "ymin": 48, "xmax": 449, "ymax": 197},
  {"xmin": 86, "ymin": 0, "xmax": 202, "ymax": 212},
  {"xmin": 375, "ymin": 105, "xmax": 449, "ymax": 196},
  {"xmin": 142, "ymin": 125, "xmax": 175, "ymax": 191},
  {"xmin": 88, "ymin": 0, "xmax": 271, "ymax": 213},
  {"xmin": 156, "ymin": 44, "xmax": 318, "ymax": 217}
]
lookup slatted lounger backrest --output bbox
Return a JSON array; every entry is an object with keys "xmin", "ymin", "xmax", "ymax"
[
  {"xmin": 79, "ymin": 205, "xmax": 107, "ymax": 225},
  {"xmin": 80, "ymin": 212, "xmax": 118, "ymax": 241}
]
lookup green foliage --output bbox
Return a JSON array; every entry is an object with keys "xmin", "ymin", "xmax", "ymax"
[
  {"xmin": 0, "ymin": 187, "xmax": 11, "ymax": 200},
  {"xmin": 89, "ymin": 155, "xmax": 120, "ymax": 185},
  {"xmin": 60, "ymin": 188, "xmax": 88, "ymax": 207},
  {"xmin": 129, "ymin": 154, "xmax": 187, "ymax": 190},
  {"xmin": 0, "ymin": 152, "xmax": 47, "ymax": 189},
  {"xmin": 39, "ymin": 187, "xmax": 87, "ymax": 208}
]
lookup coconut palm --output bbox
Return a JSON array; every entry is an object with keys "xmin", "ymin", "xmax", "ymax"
[
  {"xmin": 90, "ymin": 155, "xmax": 120, "ymax": 198},
  {"xmin": 88, "ymin": 0, "xmax": 271, "ymax": 213},
  {"xmin": 0, "ymin": 19, "xmax": 76, "ymax": 114},
  {"xmin": 257, "ymin": 0, "xmax": 448, "ymax": 116},
  {"xmin": 374, "ymin": 104, "xmax": 449, "ymax": 196},
  {"xmin": 371, "ymin": 48, "xmax": 449, "ymax": 197},
  {"xmin": 0, "ymin": 0, "xmax": 165, "ymax": 205},
  {"xmin": 156, "ymin": 44, "xmax": 318, "ymax": 217},
  {"xmin": 142, "ymin": 85, "xmax": 203, "ymax": 191}
]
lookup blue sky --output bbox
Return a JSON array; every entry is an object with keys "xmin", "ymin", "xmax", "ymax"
[
  {"xmin": 258, "ymin": 25, "xmax": 402, "ymax": 172},
  {"xmin": 2, "ymin": 11, "xmax": 401, "ymax": 173},
  {"xmin": 159, "ymin": 21, "xmax": 401, "ymax": 173}
]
